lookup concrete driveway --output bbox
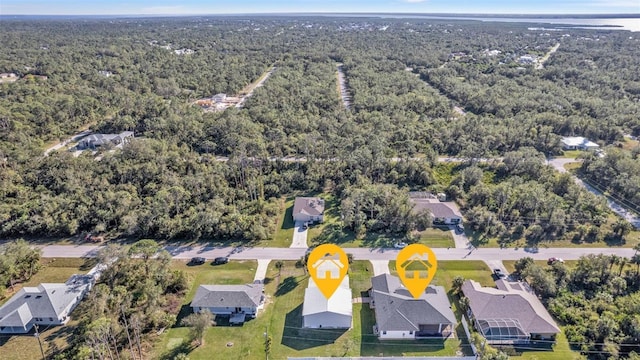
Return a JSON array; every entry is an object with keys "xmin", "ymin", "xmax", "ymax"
[
  {"xmin": 253, "ymin": 259, "xmax": 271, "ymax": 283},
  {"xmin": 451, "ymin": 228, "xmax": 471, "ymax": 249},
  {"xmin": 370, "ymin": 260, "xmax": 390, "ymax": 276},
  {"xmin": 290, "ymin": 221, "xmax": 309, "ymax": 248}
]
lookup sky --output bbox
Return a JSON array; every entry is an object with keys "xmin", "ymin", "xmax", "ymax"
[{"xmin": 1, "ymin": 0, "xmax": 639, "ymax": 15}]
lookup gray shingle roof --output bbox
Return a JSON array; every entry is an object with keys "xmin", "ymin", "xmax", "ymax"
[
  {"xmin": 461, "ymin": 280, "xmax": 560, "ymax": 335},
  {"xmin": 410, "ymin": 201, "xmax": 461, "ymax": 219},
  {"xmin": 370, "ymin": 274, "xmax": 456, "ymax": 332},
  {"xmin": 0, "ymin": 278, "xmax": 91, "ymax": 328},
  {"xmin": 191, "ymin": 284, "xmax": 264, "ymax": 308},
  {"xmin": 293, "ymin": 197, "xmax": 325, "ymax": 217}
]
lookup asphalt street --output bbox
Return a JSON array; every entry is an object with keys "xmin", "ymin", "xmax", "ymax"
[{"xmin": 40, "ymin": 244, "xmax": 637, "ymax": 262}]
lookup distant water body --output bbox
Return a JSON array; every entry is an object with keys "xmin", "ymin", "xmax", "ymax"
[{"xmin": 338, "ymin": 14, "xmax": 640, "ymax": 32}]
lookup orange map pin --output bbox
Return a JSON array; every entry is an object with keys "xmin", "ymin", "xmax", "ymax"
[
  {"xmin": 307, "ymin": 244, "xmax": 349, "ymax": 299},
  {"xmin": 396, "ymin": 244, "xmax": 438, "ymax": 299}
]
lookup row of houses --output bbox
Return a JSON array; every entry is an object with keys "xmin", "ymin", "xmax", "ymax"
[
  {"xmin": 294, "ymin": 196, "xmax": 462, "ymax": 227},
  {"xmin": 190, "ymin": 273, "xmax": 560, "ymax": 344}
]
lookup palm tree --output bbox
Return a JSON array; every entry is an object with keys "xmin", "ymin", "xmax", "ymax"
[
  {"xmin": 275, "ymin": 261, "xmax": 284, "ymax": 277},
  {"xmin": 619, "ymin": 257, "xmax": 628, "ymax": 276},
  {"xmin": 452, "ymin": 275, "xmax": 465, "ymax": 295},
  {"xmin": 609, "ymin": 255, "xmax": 620, "ymax": 272},
  {"xmin": 631, "ymin": 254, "xmax": 640, "ymax": 274}
]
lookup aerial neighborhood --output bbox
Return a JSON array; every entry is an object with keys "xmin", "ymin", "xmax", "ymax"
[{"xmin": 1, "ymin": 12, "xmax": 640, "ymax": 360}]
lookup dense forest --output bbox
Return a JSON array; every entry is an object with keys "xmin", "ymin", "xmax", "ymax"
[
  {"xmin": 514, "ymin": 253, "xmax": 640, "ymax": 360},
  {"xmin": 0, "ymin": 16, "xmax": 638, "ymax": 242}
]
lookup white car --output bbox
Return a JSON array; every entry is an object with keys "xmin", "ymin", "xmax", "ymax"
[{"xmin": 393, "ymin": 242, "xmax": 408, "ymax": 249}]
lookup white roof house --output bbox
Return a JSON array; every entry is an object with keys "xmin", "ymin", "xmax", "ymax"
[
  {"xmin": 302, "ymin": 276, "xmax": 352, "ymax": 329},
  {"xmin": 561, "ymin": 136, "xmax": 599, "ymax": 150}
]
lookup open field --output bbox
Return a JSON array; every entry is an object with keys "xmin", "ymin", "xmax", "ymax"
[{"xmin": 0, "ymin": 258, "xmax": 94, "ymax": 360}]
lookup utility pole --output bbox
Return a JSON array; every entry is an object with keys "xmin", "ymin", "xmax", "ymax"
[
  {"xmin": 34, "ymin": 324, "xmax": 46, "ymax": 360},
  {"xmin": 263, "ymin": 326, "xmax": 271, "ymax": 360}
]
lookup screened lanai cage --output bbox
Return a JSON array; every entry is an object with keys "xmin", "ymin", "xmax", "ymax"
[{"xmin": 475, "ymin": 318, "xmax": 531, "ymax": 344}]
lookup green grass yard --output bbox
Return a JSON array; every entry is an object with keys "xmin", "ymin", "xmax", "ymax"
[
  {"xmin": 417, "ymin": 227, "xmax": 455, "ymax": 248},
  {"xmin": 155, "ymin": 259, "xmax": 467, "ymax": 359}
]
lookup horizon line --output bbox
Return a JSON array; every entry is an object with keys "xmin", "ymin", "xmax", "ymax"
[{"xmin": 2, "ymin": 12, "xmax": 639, "ymax": 17}]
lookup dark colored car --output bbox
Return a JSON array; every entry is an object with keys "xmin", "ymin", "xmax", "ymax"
[
  {"xmin": 190, "ymin": 257, "xmax": 206, "ymax": 265},
  {"xmin": 213, "ymin": 257, "xmax": 229, "ymax": 265},
  {"xmin": 493, "ymin": 269, "xmax": 506, "ymax": 278}
]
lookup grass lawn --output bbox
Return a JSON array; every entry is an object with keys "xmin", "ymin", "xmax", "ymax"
[
  {"xmin": 559, "ymin": 150, "xmax": 586, "ymax": 159},
  {"xmin": 155, "ymin": 259, "xmax": 466, "ymax": 359},
  {"xmin": 390, "ymin": 260, "xmax": 494, "ymax": 289},
  {"xmin": 417, "ymin": 228, "xmax": 455, "ymax": 248},
  {"xmin": 0, "ymin": 258, "xmax": 94, "ymax": 360},
  {"xmin": 1, "ymin": 258, "xmax": 94, "ymax": 303},
  {"xmin": 349, "ymin": 261, "xmax": 373, "ymax": 297}
]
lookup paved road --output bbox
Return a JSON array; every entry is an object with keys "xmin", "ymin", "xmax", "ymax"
[
  {"xmin": 548, "ymin": 157, "xmax": 640, "ymax": 228},
  {"xmin": 40, "ymin": 244, "xmax": 636, "ymax": 262}
]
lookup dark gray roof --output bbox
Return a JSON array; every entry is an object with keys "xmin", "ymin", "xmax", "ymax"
[
  {"xmin": 191, "ymin": 284, "xmax": 264, "ymax": 308},
  {"xmin": 370, "ymin": 274, "xmax": 456, "ymax": 332},
  {"xmin": 462, "ymin": 280, "xmax": 560, "ymax": 335},
  {"xmin": 293, "ymin": 197, "xmax": 325, "ymax": 217}
]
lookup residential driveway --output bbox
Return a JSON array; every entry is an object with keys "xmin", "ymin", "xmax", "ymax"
[
  {"xmin": 370, "ymin": 260, "xmax": 390, "ymax": 276},
  {"xmin": 547, "ymin": 157, "xmax": 580, "ymax": 173},
  {"xmin": 290, "ymin": 221, "xmax": 309, "ymax": 248},
  {"xmin": 484, "ymin": 260, "xmax": 508, "ymax": 276},
  {"xmin": 451, "ymin": 228, "xmax": 471, "ymax": 249},
  {"xmin": 254, "ymin": 259, "xmax": 271, "ymax": 283},
  {"xmin": 44, "ymin": 129, "xmax": 92, "ymax": 156}
]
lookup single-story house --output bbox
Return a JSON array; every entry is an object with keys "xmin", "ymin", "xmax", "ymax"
[
  {"xmin": 411, "ymin": 199, "xmax": 462, "ymax": 225},
  {"xmin": 77, "ymin": 131, "xmax": 134, "ymax": 150},
  {"xmin": 292, "ymin": 197, "xmax": 325, "ymax": 224},
  {"xmin": 369, "ymin": 274, "xmax": 456, "ymax": 340},
  {"xmin": 0, "ymin": 274, "xmax": 94, "ymax": 334},
  {"xmin": 303, "ymin": 276, "xmax": 352, "ymax": 329},
  {"xmin": 561, "ymin": 136, "xmax": 599, "ymax": 151},
  {"xmin": 462, "ymin": 280, "xmax": 561, "ymax": 344},
  {"xmin": 191, "ymin": 284, "xmax": 264, "ymax": 324}
]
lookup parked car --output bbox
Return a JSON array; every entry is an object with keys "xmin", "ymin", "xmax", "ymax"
[
  {"xmin": 213, "ymin": 257, "xmax": 229, "ymax": 265},
  {"xmin": 493, "ymin": 269, "xmax": 506, "ymax": 278},
  {"xmin": 302, "ymin": 222, "xmax": 309, "ymax": 230},
  {"xmin": 189, "ymin": 257, "xmax": 206, "ymax": 265},
  {"xmin": 456, "ymin": 223, "xmax": 464, "ymax": 233},
  {"xmin": 547, "ymin": 257, "xmax": 564, "ymax": 265},
  {"xmin": 393, "ymin": 242, "xmax": 408, "ymax": 249}
]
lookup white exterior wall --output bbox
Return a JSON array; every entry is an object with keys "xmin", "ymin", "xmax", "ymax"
[
  {"xmin": 192, "ymin": 306, "xmax": 257, "ymax": 316},
  {"xmin": 379, "ymin": 330, "xmax": 416, "ymax": 340},
  {"xmin": 293, "ymin": 214, "xmax": 323, "ymax": 223},
  {"xmin": 303, "ymin": 312, "xmax": 351, "ymax": 329}
]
